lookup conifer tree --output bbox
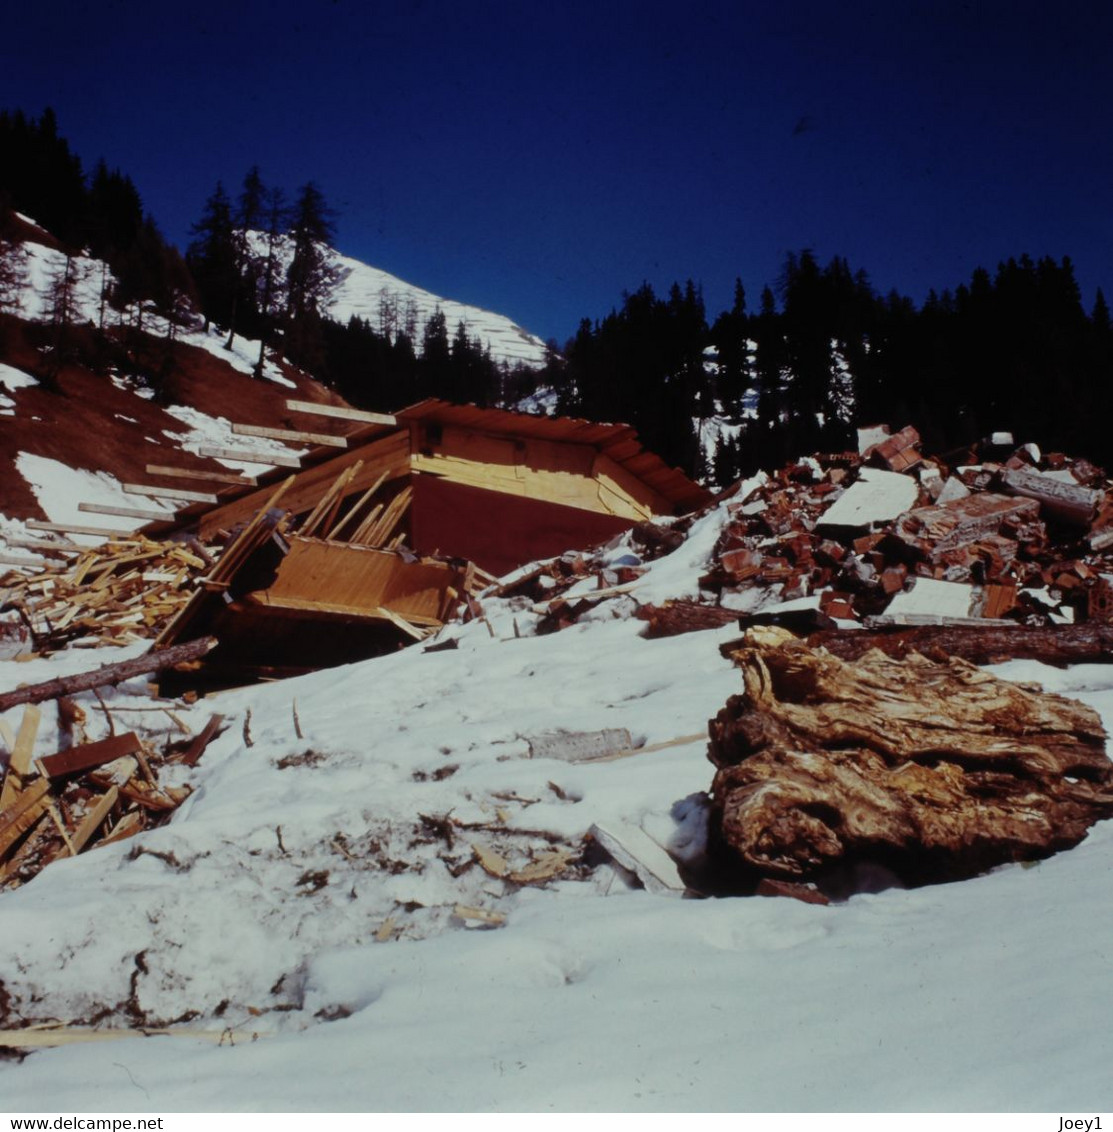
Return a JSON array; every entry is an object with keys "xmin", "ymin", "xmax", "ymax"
[
  {"xmin": 253, "ymin": 185, "xmax": 287, "ymax": 380},
  {"xmin": 186, "ymin": 181, "xmax": 236, "ymax": 334}
]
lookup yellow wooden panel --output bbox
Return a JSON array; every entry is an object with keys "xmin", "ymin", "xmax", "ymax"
[
  {"xmin": 249, "ymin": 537, "xmax": 460, "ymax": 624},
  {"xmin": 410, "ymin": 425, "xmax": 665, "ymax": 517}
]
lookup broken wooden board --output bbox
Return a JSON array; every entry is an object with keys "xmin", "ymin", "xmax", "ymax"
[
  {"xmin": 0, "ymin": 777, "xmax": 51, "ymax": 858},
  {"xmin": 527, "ymin": 728, "xmax": 634, "ymax": 763},
  {"xmin": 452, "ymin": 904, "xmax": 507, "ymax": 927},
  {"xmin": 39, "ymin": 732, "xmax": 143, "ymax": 778},
  {"xmin": 0, "ymin": 706, "xmax": 41, "ymax": 810},
  {"xmin": 588, "ymin": 821, "xmax": 687, "ymax": 896},
  {"xmin": 69, "ymin": 787, "xmax": 119, "ymax": 855}
]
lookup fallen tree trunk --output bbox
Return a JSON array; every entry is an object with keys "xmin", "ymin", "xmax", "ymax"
[
  {"xmin": 0, "ymin": 637, "xmax": 218, "ymax": 714},
  {"xmin": 639, "ymin": 600, "xmax": 739, "ymax": 638},
  {"xmin": 708, "ymin": 627, "xmax": 1113, "ymax": 891},
  {"xmin": 797, "ymin": 622, "xmax": 1113, "ymax": 667}
]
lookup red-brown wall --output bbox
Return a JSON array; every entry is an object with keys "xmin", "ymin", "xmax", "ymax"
[{"xmin": 410, "ymin": 475, "xmax": 635, "ymax": 576}]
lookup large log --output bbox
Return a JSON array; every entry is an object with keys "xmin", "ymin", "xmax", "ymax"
[
  {"xmin": 799, "ymin": 622, "xmax": 1113, "ymax": 667},
  {"xmin": 0, "ymin": 637, "xmax": 217, "ymax": 714},
  {"xmin": 708, "ymin": 627, "xmax": 1113, "ymax": 891}
]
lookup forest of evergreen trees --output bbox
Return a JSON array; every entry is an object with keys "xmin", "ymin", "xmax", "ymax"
[
  {"xmin": 545, "ymin": 249, "xmax": 1113, "ymax": 484},
  {"xmin": 4, "ymin": 107, "xmax": 1113, "ymax": 487}
]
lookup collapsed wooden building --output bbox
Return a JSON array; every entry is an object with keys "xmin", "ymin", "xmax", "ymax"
[{"xmin": 122, "ymin": 399, "xmax": 711, "ymax": 681}]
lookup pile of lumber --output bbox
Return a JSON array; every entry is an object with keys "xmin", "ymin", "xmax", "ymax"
[
  {"xmin": 0, "ymin": 706, "xmax": 223, "ymax": 891},
  {"xmin": 0, "ymin": 535, "xmax": 214, "ymax": 655}
]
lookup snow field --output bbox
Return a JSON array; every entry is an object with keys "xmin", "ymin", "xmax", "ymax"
[{"xmin": 0, "ymin": 487, "xmax": 1111, "ymax": 1111}]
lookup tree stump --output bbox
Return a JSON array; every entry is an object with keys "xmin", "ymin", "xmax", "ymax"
[{"xmin": 708, "ymin": 627, "xmax": 1113, "ymax": 891}]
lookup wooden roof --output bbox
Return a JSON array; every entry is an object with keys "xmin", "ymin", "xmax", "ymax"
[
  {"xmin": 141, "ymin": 399, "xmax": 711, "ymax": 539},
  {"xmin": 396, "ymin": 399, "xmax": 712, "ymax": 514}
]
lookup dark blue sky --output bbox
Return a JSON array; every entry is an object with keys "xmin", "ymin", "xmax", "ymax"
[{"xmin": 4, "ymin": 1, "xmax": 1113, "ymax": 343}]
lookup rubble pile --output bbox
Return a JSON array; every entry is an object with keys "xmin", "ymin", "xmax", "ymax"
[
  {"xmin": 484, "ymin": 426, "xmax": 1113, "ymax": 642},
  {"xmin": 700, "ymin": 427, "xmax": 1113, "ymax": 632}
]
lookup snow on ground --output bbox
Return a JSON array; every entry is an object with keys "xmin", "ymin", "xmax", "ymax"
[
  {"xmin": 11, "ymin": 453, "xmax": 175, "ymax": 543},
  {"xmin": 1, "ymin": 496, "xmax": 1112, "ymax": 1112},
  {"xmin": 176, "ymin": 323, "xmax": 296, "ymax": 389},
  {"xmin": 0, "ymin": 362, "xmax": 38, "ymax": 393},
  {"xmin": 160, "ymin": 404, "xmax": 305, "ymax": 472}
]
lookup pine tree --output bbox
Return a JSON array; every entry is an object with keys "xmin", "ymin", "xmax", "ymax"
[
  {"xmin": 284, "ymin": 182, "xmax": 340, "ymax": 373},
  {"xmin": 186, "ymin": 182, "xmax": 237, "ymax": 334},
  {"xmin": 253, "ymin": 186, "xmax": 287, "ymax": 379}
]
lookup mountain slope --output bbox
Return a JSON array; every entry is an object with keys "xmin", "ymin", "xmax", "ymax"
[
  {"xmin": 327, "ymin": 247, "xmax": 550, "ymax": 368},
  {"xmin": 0, "ymin": 218, "xmax": 556, "ymax": 541}
]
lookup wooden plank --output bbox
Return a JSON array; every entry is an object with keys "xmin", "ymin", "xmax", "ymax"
[
  {"xmin": 176, "ymin": 713, "xmax": 225, "ymax": 767},
  {"xmin": 300, "ymin": 461, "xmax": 363, "ymax": 538},
  {"xmin": 122, "ymin": 483, "xmax": 219, "ymax": 505},
  {"xmin": 286, "ymin": 399, "xmax": 396, "ymax": 426},
  {"xmin": 39, "ymin": 732, "xmax": 143, "ymax": 778},
  {"xmin": 26, "ymin": 519, "xmax": 134, "ymax": 539},
  {"xmin": 0, "ymin": 706, "xmax": 41, "ymax": 810},
  {"xmin": 243, "ymin": 592, "xmax": 442, "ymax": 629},
  {"xmin": 0, "ymin": 777, "xmax": 51, "ymax": 858},
  {"xmin": 6, "ymin": 536, "xmax": 81, "ymax": 554},
  {"xmin": 453, "ymin": 904, "xmax": 506, "ymax": 927},
  {"xmin": 94, "ymin": 810, "xmax": 145, "ymax": 848},
  {"xmin": 146, "ymin": 464, "xmax": 257, "ymax": 487},
  {"xmin": 69, "ymin": 786, "xmax": 119, "ymax": 854},
  {"xmin": 79, "ymin": 502, "xmax": 175, "ymax": 522},
  {"xmin": 588, "ymin": 821, "xmax": 687, "ymax": 896},
  {"xmin": 197, "ymin": 430, "xmax": 410, "ymax": 541},
  {"xmin": 197, "ymin": 445, "xmax": 303, "ymax": 469},
  {"xmin": 0, "ymin": 552, "xmax": 52, "ymax": 569},
  {"xmin": 374, "ymin": 604, "xmax": 430, "ymax": 640},
  {"xmin": 328, "ymin": 469, "xmax": 390, "ymax": 540},
  {"xmin": 232, "ymin": 422, "xmax": 348, "ymax": 448},
  {"xmin": 527, "ymin": 728, "xmax": 634, "ymax": 763}
]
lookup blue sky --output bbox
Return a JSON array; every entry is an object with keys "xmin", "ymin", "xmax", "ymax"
[{"xmin": 4, "ymin": 0, "xmax": 1113, "ymax": 343}]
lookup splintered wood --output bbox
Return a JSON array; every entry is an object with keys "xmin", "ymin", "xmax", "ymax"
[
  {"xmin": 0, "ymin": 534, "xmax": 214, "ymax": 654},
  {"xmin": 708, "ymin": 627, "xmax": 1113, "ymax": 891},
  {"xmin": 0, "ymin": 709, "xmax": 223, "ymax": 890}
]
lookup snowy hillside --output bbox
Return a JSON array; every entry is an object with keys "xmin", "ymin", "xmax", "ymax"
[
  {"xmin": 1, "ymin": 493, "xmax": 1111, "ymax": 1112},
  {"xmin": 327, "ymin": 248, "xmax": 550, "ymax": 369}
]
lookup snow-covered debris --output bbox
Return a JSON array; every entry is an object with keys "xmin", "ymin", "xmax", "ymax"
[{"xmin": 816, "ymin": 467, "xmax": 920, "ymax": 530}]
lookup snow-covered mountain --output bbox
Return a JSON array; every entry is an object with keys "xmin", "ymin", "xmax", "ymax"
[{"xmin": 327, "ymin": 248, "xmax": 551, "ymax": 369}]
